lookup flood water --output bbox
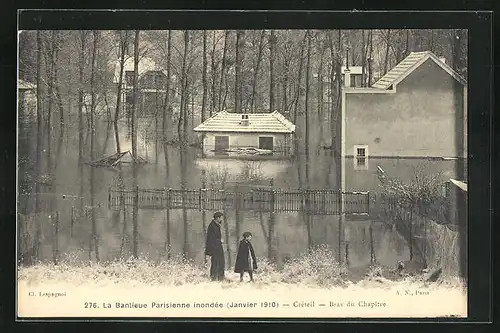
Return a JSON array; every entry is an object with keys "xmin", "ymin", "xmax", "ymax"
[{"xmin": 18, "ymin": 108, "xmax": 414, "ymax": 272}]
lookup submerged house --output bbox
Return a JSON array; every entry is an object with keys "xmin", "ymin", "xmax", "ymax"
[
  {"xmin": 341, "ymin": 51, "xmax": 467, "ymax": 194},
  {"xmin": 193, "ymin": 111, "xmax": 296, "ymax": 158}
]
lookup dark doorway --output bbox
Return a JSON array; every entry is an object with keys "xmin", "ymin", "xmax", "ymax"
[
  {"xmin": 214, "ymin": 136, "xmax": 229, "ymax": 155},
  {"xmin": 259, "ymin": 136, "xmax": 274, "ymax": 150}
]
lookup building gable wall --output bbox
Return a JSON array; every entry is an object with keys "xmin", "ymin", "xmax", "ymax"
[{"xmin": 344, "ymin": 58, "xmax": 465, "ymax": 158}]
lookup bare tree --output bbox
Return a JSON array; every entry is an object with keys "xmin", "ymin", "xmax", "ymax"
[
  {"xmin": 33, "ymin": 30, "xmax": 43, "ymax": 260},
  {"xmin": 304, "ymin": 30, "xmax": 312, "ymax": 158},
  {"xmin": 131, "ymin": 30, "xmax": 140, "ymax": 157},
  {"xmin": 77, "ymin": 31, "xmax": 86, "ymax": 162},
  {"xmin": 368, "ymin": 30, "xmax": 374, "ymax": 87},
  {"xmin": 162, "ymin": 30, "xmax": 172, "ymax": 141},
  {"xmin": 269, "ymin": 30, "xmax": 276, "ymax": 112},
  {"xmin": 383, "ymin": 30, "xmax": 391, "ymax": 75},
  {"xmin": 218, "ymin": 31, "xmax": 230, "ymax": 112},
  {"xmin": 234, "ymin": 30, "xmax": 243, "ymax": 113},
  {"xmin": 201, "ymin": 30, "xmax": 208, "ymax": 122},
  {"xmin": 114, "ymin": 31, "xmax": 129, "ymax": 154},
  {"xmin": 250, "ymin": 30, "xmax": 266, "ymax": 113},
  {"xmin": 293, "ymin": 33, "xmax": 306, "ymax": 125}
]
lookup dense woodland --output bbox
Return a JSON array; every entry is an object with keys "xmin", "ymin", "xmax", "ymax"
[{"xmin": 18, "ymin": 29, "xmax": 467, "ymax": 156}]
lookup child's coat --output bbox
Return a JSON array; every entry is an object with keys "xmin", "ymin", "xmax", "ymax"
[{"xmin": 234, "ymin": 239, "xmax": 258, "ymax": 273}]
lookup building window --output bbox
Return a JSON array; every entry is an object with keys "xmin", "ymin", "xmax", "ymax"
[
  {"xmin": 125, "ymin": 71, "xmax": 134, "ymax": 86},
  {"xmin": 214, "ymin": 136, "xmax": 229, "ymax": 156},
  {"xmin": 354, "ymin": 145, "xmax": 369, "ymax": 170},
  {"xmin": 259, "ymin": 136, "xmax": 274, "ymax": 151}
]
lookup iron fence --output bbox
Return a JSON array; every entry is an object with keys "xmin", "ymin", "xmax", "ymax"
[{"xmin": 108, "ymin": 187, "xmax": 370, "ymax": 215}]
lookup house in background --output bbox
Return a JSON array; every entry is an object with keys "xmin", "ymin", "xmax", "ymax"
[
  {"xmin": 341, "ymin": 66, "xmax": 363, "ymax": 87},
  {"xmin": 193, "ymin": 111, "xmax": 296, "ymax": 158},
  {"xmin": 341, "ymin": 51, "xmax": 467, "ymax": 194},
  {"xmin": 18, "ymin": 79, "xmax": 37, "ymax": 116},
  {"xmin": 321, "ymin": 66, "xmax": 364, "ymax": 104},
  {"xmin": 112, "ymin": 56, "xmax": 177, "ymax": 117}
]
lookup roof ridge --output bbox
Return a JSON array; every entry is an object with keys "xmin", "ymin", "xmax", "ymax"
[{"xmin": 271, "ymin": 111, "xmax": 295, "ymax": 131}]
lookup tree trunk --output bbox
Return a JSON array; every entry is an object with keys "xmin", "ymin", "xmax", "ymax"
[
  {"xmin": 293, "ymin": 34, "xmax": 306, "ymax": 125},
  {"xmin": 210, "ymin": 31, "xmax": 218, "ymax": 116},
  {"xmin": 304, "ymin": 30, "xmax": 311, "ymax": 158},
  {"xmin": 368, "ymin": 30, "xmax": 373, "ymax": 87},
  {"xmin": 405, "ymin": 29, "xmax": 411, "ymax": 57},
  {"xmin": 201, "ymin": 30, "xmax": 208, "ymax": 123},
  {"xmin": 383, "ymin": 30, "xmax": 391, "ymax": 75},
  {"xmin": 178, "ymin": 30, "xmax": 189, "ymax": 142},
  {"xmin": 182, "ymin": 31, "xmax": 191, "ymax": 143},
  {"xmin": 114, "ymin": 31, "xmax": 127, "ymax": 154},
  {"xmin": 132, "ymin": 30, "xmax": 140, "ymax": 157},
  {"xmin": 317, "ymin": 37, "xmax": 325, "ymax": 118},
  {"xmin": 218, "ymin": 31, "xmax": 229, "ymax": 112},
  {"xmin": 51, "ymin": 31, "xmax": 64, "ymax": 132},
  {"xmin": 269, "ymin": 30, "xmax": 276, "ymax": 112},
  {"xmin": 78, "ymin": 31, "xmax": 86, "ymax": 162},
  {"xmin": 361, "ymin": 30, "xmax": 366, "ymax": 87},
  {"xmin": 235, "ymin": 30, "xmax": 243, "ymax": 113},
  {"xmin": 89, "ymin": 30, "xmax": 99, "ymax": 261},
  {"xmin": 34, "ymin": 30, "xmax": 43, "ymax": 260},
  {"xmin": 46, "ymin": 32, "xmax": 55, "ymax": 176},
  {"xmin": 162, "ymin": 30, "xmax": 172, "ymax": 142},
  {"xmin": 251, "ymin": 30, "xmax": 265, "ymax": 113}
]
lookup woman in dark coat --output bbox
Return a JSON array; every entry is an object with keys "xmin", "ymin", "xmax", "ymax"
[
  {"xmin": 234, "ymin": 232, "xmax": 258, "ymax": 282},
  {"xmin": 205, "ymin": 212, "xmax": 225, "ymax": 281}
]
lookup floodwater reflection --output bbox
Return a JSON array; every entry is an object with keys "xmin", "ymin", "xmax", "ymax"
[{"xmin": 18, "ymin": 116, "xmax": 412, "ymax": 272}]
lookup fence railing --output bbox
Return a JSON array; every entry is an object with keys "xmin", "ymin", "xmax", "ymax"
[
  {"xmin": 370, "ymin": 193, "xmax": 451, "ymax": 226},
  {"xmin": 108, "ymin": 187, "xmax": 370, "ymax": 215}
]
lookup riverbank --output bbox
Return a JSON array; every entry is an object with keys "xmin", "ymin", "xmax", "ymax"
[{"xmin": 17, "ymin": 251, "xmax": 466, "ymax": 318}]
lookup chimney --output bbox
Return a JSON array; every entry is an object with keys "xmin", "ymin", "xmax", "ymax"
[
  {"xmin": 240, "ymin": 114, "xmax": 249, "ymax": 126},
  {"xmin": 344, "ymin": 68, "xmax": 351, "ymax": 88},
  {"xmin": 439, "ymin": 57, "xmax": 446, "ymax": 64}
]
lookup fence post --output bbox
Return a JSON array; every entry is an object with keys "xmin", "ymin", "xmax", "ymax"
[
  {"xmin": 70, "ymin": 206, "xmax": 75, "ymax": 237},
  {"xmin": 53, "ymin": 211, "xmax": 59, "ymax": 265},
  {"xmin": 108, "ymin": 186, "xmax": 111, "ymax": 209},
  {"xmin": 367, "ymin": 191, "xmax": 370, "ymax": 216},
  {"xmin": 199, "ymin": 188, "xmax": 203, "ymax": 211},
  {"xmin": 135, "ymin": 186, "xmax": 139, "ymax": 210},
  {"xmin": 167, "ymin": 188, "xmax": 171, "ymax": 209}
]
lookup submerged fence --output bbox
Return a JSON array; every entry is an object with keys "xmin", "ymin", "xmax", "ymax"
[{"xmin": 108, "ymin": 187, "xmax": 370, "ymax": 215}]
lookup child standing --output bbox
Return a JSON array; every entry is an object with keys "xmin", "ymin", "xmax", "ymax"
[{"xmin": 234, "ymin": 232, "xmax": 258, "ymax": 282}]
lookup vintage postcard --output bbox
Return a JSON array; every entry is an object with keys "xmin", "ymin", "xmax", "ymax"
[{"xmin": 17, "ymin": 17, "xmax": 469, "ymax": 319}]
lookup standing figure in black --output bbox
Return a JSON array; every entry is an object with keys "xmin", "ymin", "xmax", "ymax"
[
  {"xmin": 235, "ymin": 232, "xmax": 258, "ymax": 282},
  {"xmin": 205, "ymin": 211, "xmax": 225, "ymax": 281}
]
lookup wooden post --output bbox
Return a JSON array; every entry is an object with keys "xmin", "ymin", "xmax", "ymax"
[
  {"xmin": 423, "ymin": 216, "xmax": 427, "ymax": 267},
  {"xmin": 70, "ymin": 206, "xmax": 75, "ymax": 237},
  {"xmin": 369, "ymin": 222, "xmax": 376, "ymax": 265},
  {"xmin": 199, "ymin": 188, "xmax": 203, "ymax": 211},
  {"xmin": 367, "ymin": 191, "xmax": 370, "ymax": 215},
  {"xmin": 53, "ymin": 211, "xmax": 59, "ymax": 265},
  {"xmin": 338, "ymin": 192, "xmax": 343, "ymax": 264},
  {"xmin": 409, "ymin": 205, "xmax": 413, "ymax": 261}
]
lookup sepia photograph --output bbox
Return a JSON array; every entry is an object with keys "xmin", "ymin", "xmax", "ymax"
[{"xmin": 17, "ymin": 25, "xmax": 469, "ymax": 318}]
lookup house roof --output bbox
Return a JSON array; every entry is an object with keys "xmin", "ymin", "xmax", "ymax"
[
  {"xmin": 18, "ymin": 79, "xmax": 36, "ymax": 90},
  {"xmin": 372, "ymin": 51, "xmax": 467, "ymax": 90},
  {"xmin": 193, "ymin": 111, "xmax": 295, "ymax": 133},
  {"xmin": 450, "ymin": 179, "xmax": 467, "ymax": 192}
]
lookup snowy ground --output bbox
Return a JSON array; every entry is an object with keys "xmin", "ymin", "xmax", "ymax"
[{"xmin": 17, "ymin": 254, "xmax": 467, "ymax": 318}]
